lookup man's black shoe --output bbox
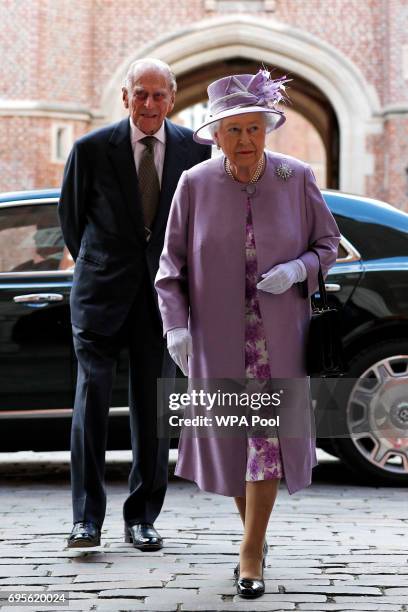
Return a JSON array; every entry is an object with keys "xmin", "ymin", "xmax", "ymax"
[
  {"xmin": 67, "ymin": 522, "xmax": 101, "ymax": 548},
  {"xmin": 124, "ymin": 523, "xmax": 163, "ymax": 551}
]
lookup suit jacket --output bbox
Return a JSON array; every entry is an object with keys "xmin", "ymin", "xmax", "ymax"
[{"xmin": 58, "ymin": 118, "xmax": 211, "ymax": 335}]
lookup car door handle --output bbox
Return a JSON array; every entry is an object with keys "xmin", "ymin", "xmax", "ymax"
[
  {"xmin": 325, "ymin": 283, "xmax": 341, "ymax": 293},
  {"xmin": 13, "ymin": 293, "xmax": 64, "ymax": 304}
]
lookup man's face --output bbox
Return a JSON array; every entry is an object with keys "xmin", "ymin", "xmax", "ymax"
[{"xmin": 122, "ymin": 68, "xmax": 175, "ymax": 135}]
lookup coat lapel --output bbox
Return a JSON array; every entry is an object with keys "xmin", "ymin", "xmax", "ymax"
[
  {"xmin": 150, "ymin": 119, "xmax": 188, "ymax": 241},
  {"xmin": 108, "ymin": 118, "xmax": 145, "ymax": 240}
]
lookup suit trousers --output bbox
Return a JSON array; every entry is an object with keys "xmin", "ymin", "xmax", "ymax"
[{"xmin": 70, "ymin": 276, "xmax": 170, "ymax": 528}]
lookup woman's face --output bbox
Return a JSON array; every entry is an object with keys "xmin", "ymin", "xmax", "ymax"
[{"xmin": 214, "ymin": 112, "xmax": 267, "ymax": 168}]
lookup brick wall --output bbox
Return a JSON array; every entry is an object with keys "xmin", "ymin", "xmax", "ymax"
[
  {"xmin": 0, "ymin": 0, "xmax": 406, "ymax": 209},
  {"xmin": 0, "ymin": 117, "xmax": 89, "ymax": 191}
]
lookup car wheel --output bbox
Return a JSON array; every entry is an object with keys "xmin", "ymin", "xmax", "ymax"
[{"xmin": 331, "ymin": 339, "xmax": 408, "ymax": 485}]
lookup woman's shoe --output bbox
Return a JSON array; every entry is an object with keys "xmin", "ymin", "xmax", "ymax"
[
  {"xmin": 233, "ymin": 540, "xmax": 268, "ymax": 577},
  {"xmin": 236, "ymin": 566, "xmax": 265, "ymax": 599},
  {"xmin": 234, "ymin": 540, "xmax": 267, "ymax": 597}
]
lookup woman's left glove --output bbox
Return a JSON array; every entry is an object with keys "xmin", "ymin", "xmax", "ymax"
[
  {"xmin": 256, "ymin": 259, "xmax": 307, "ymax": 294},
  {"xmin": 166, "ymin": 327, "xmax": 192, "ymax": 376}
]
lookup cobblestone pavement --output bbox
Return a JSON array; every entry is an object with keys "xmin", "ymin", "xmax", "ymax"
[{"xmin": 0, "ymin": 452, "xmax": 407, "ymax": 611}]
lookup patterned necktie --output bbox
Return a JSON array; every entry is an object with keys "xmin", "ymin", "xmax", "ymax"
[{"xmin": 138, "ymin": 136, "xmax": 160, "ymax": 235}]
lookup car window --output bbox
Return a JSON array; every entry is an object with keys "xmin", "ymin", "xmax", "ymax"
[
  {"xmin": 335, "ymin": 215, "xmax": 408, "ymax": 260},
  {"xmin": 0, "ymin": 203, "xmax": 68, "ymax": 273},
  {"xmin": 337, "ymin": 243, "xmax": 348, "ymax": 260}
]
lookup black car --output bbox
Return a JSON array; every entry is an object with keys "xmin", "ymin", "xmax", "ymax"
[{"xmin": 0, "ymin": 189, "xmax": 407, "ymax": 485}]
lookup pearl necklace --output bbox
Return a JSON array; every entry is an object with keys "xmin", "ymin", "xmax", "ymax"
[{"xmin": 224, "ymin": 153, "xmax": 265, "ymax": 185}]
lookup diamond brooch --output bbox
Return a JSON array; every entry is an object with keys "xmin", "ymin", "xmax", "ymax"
[{"xmin": 275, "ymin": 162, "xmax": 294, "ymax": 181}]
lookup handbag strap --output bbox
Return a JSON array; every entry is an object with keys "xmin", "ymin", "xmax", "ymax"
[{"xmin": 309, "ymin": 247, "xmax": 328, "ymax": 308}]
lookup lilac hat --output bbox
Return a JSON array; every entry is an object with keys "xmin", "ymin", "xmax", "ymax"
[{"xmin": 193, "ymin": 69, "xmax": 290, "ymax": 145}]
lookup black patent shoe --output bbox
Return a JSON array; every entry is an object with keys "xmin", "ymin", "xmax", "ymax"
[
  {"xmin": 67, "ymin": 521, "xmax": 101, "ymax": 548},
  {"xmin": 236, "ymin": 565, "xmax": 265, "ymax": 599},
  {"xmin": 124, "ymin": 523, "xmax": 163, "ymax": 551},
  {"xmin": 234, "ymin": 540, "xmax": 268, "ymax": 577},
  {"xmin": 236, "ymin": 576, "xmax": 265, "ymax": 598}
]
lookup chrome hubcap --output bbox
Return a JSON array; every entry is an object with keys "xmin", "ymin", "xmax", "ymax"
[{"xmin": 347, "ymin": 355, "xmax": 408, "ymax": 474}]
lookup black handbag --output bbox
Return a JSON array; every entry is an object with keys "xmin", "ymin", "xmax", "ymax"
[{"xmin": 306, "ymin": 249, "xmax": 346, "ymax": 377}]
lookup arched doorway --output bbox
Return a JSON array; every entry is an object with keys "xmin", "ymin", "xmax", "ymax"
[
  {"xmin": 101, "ymin": 15, "xmax": 381, "ymax": 195},
  {"xmin": 172, "ymin": 58, "xmax": 338, "ymax": 188}
]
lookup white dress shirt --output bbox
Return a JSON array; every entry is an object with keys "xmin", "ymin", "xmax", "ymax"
[{"xmin": 129, "ymin": 118, "xmax": 166, "ymax": 187}]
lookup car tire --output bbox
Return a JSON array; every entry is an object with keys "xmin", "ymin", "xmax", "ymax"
[
  {"xmin": 317, "ymin": 439, "xmax": 340, "ymax": 459},
  {"xmin": 330, "ymin": 339, "xmax": 408, "ymax": 486}
]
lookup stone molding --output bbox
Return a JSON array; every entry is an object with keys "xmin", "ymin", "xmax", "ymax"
[
  {"xmin": 101, "ymin": 14, "xmax": 383, "ymax": 195},
  {"xmin": 0, "ymin": 100, "xmax": 100, "ymax": 122},
  {"xmin": 204, "ymin": 1, "xmax": 276, "ymax": 11}
]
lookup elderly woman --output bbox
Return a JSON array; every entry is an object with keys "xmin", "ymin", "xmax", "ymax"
[{"xmin": 155, "ymin": 70, "xmax": 340, "ymax": 598}]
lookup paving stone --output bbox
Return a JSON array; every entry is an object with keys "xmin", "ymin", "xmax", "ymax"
[
  {"xmin": 165, "ymin": 577, "xmax": 231, "ymax": 589},
  {"xmin": 0, "ymin": 608, "xmax": 93, "ymax": 612},
  {"xmin": 72, "ymin": 572, "xmax": 157, "ymax": 583},
  {"xmin": 35, "ymin": 580, "xmax": 163, "ymax": 591},
  {"xmin": 103, "ymin": 558, "xmax": 183, "ymax": 569},
  {"xmin": 0, "ymin": 551, "xmax": 75, "ymax": 558},
  {"xmin": 183, "ymin": 604, "xmax": 296, "ymax": 611},
  {"xmin": 1, "ymin": 459, "xmax": 407, "ymax": 611},
  {"xmin": 236, "ymin": 593, "xmax": 327, "ymax": 602},
  {"xmin": 324, "ymin": 566, "xmax": 408, "ymax": 574},
  {"xmin": 0, "ymin": 558, "xmax": 67, "ymax": 565},
  {"xmin": 383, "ymin": 586, "xmax": 408, "ymax": 594},
  {"xmin": 74, "ymin": 600, "xmax": 137, "ymax": 612},
  {"xmin": 298, "ymin": 604, "xmax": 402, "ymax": 611},
  {"xmin": 0, "ymin": 577, "xmax": 71, "ymax": 586},
  {"xmin": 46, "ymin": 565, "xmax": 112, "ymax": 575},
  {"xmin": 334, "ymin": 596, "xmax": 408, "ymax": 605},
  {"xmin": 95, "ymin": 601, "xmax": 164, "ymax": 611},
  {"xmin": 270, "ymin": 579, "xmax": 332, "ymax": 586},
  {"xmin": 282, "ymin": 585, "xmax": 382, "ymax": 595},
  {"xmin": 353, "ymin": 575, "xmax": 408, "ymax": 585},
  {"xmin": 155, "ymin": 587, "xmax": 208, "ymax": 598},
  {"xmin": 321, "ymin": 555, "xmax": 408, "ymax": 563},
  {"xmin": 0, "ymin": 566, "xmax": 46, "ymax": 577}
]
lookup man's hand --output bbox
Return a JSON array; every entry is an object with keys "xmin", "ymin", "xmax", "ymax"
[
  {"xmin": 166, "ymin": 328, "xmax": 192, "ymax": 376},
  {"xmin": 256, "ymin": 259, "xmax": 307, "ymax": 294}
]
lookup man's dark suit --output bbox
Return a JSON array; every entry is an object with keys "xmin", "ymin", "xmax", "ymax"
[{"xmin": 59, "ymin": 117, "xmax": 211, "ymax": 528}]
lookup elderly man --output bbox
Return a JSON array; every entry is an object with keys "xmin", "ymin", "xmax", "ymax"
[{"xmin": 59, "ymin": 59, "xmax": 211, "ymax": 550}]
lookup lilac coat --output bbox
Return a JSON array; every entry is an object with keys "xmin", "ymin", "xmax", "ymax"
[{"xmin": 155, "ymin": 151, "xmax": 341, "ymax": 496}]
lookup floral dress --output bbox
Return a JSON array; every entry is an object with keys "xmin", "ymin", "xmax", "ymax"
[{"xmin": 244, "ymin": 196, "xmax": 284, "ymax": 481}]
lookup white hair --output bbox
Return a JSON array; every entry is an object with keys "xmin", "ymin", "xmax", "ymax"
[
  {"xmin": 208, "ymin": 112, "xmax": 277, "ymax": 139},
  {"xmin": 208, "ymin": 120, "xmax": 221, "ymax": 139},
  {"xmin": 123, "ymin": 58, "xmax": 177, "ymax": 93}
]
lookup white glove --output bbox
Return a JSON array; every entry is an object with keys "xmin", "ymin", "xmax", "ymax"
[
  {"xmin": 167, "ymin": 327, "xmax": 192, "ymax": 376},
  {"xmin": 256, "ymin": 259, "xmax": 307, "ymax": 294}
]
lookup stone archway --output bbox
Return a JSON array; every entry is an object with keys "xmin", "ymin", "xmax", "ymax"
[
  {"xmin": 101, "ymin": 14, "xmax": 382, "ymax": 195},
  {"xmin": 173, "ymin": 59, "xmax": 339, "ymax": 188}
]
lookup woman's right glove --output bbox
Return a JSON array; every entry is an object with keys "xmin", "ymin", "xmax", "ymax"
[
  {"xmin": 256, "ymin": 259, "xmax": 307, "ymax": 294},
  {"xmin": 166, "ymin": 327, "xmax": 192, "ymax": 376}
]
